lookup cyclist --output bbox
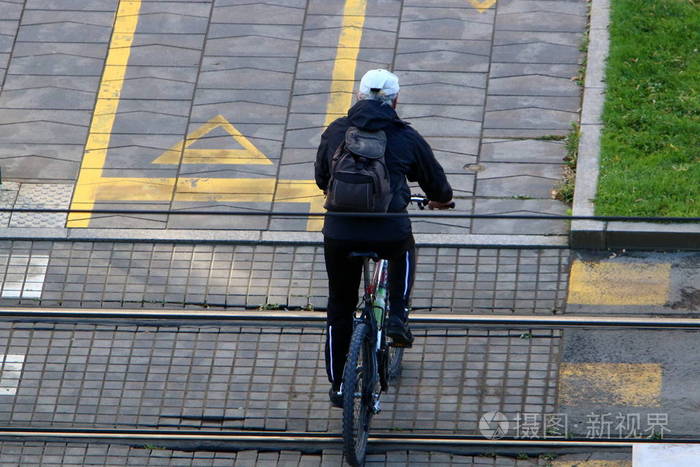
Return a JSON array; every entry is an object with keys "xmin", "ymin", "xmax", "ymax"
[{"xmin": 315, "ymin": 69, "xmax": 454, "ymax": 406}]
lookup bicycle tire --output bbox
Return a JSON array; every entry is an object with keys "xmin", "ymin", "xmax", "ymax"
[
  {"xmin": 387, "ymin": 345, "xmax": 403, "ymax": 381},
  {"xmin": 342, "ymin": 322, "xmax": 373, "ymax": 466}
]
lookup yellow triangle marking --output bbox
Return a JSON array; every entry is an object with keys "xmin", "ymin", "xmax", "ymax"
[
  {"xmin": 467, "ymin": 0, "xmax": 496, "ymax": 13},
  {"xmin": 153, "ymin": 115, "xmax": 272, "ymax": 165}
]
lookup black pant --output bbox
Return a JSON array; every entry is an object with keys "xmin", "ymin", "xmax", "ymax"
[{"xmin": 323, "ymin": 235, "xmax": 416, "ymax": 385}]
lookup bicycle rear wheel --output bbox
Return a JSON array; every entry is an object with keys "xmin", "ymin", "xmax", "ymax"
[
  {"xmin": 342, "ymin": 322, "xmax": 373, "ymax": 466},
  {"xmin": 387, "ymin": 345, "xmax": 403, "ymax": 381}
]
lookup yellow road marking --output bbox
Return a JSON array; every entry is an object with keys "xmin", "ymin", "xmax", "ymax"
[
  {"xmin": 68, "ymin": 0, "xmax": 142, "ymax": 227},
  {"xmin": 559, "ymin": 363, "xmax": 662, "ymax": 407},
  {"xmin": 553, "ymin": 461, "xmax": 631, "ymax": 467},
  {"xmin": 70, "ymin": 0, "xmax": 366, "ymax": 231},
  {"xmin": 467, "ymin": 0, "xmax": 497, "ymax": 12},
  {"xmin": 152, "ymin": 115, "xmax": 273, "ymax": 165},
  {"xmin": 568, "ymin": 261, "xmax": 671, "ymax": 306},
  {"xmin": 323, "ymin": 0, "xmax": 367, "ymax": 128},
  {"xmin": 67, "ymin": 176, "xmax": 322, "ymax": 207}
]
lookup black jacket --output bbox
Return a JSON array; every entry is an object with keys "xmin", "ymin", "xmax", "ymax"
[{"xmin": 315, "ymin": 99, "xmax": 453, "ymax": 241}]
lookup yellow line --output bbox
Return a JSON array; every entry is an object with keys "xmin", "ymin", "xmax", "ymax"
[
  {"xmin": 467, "ymin": 0, "xmax": 497, "ymax": 12},
  {"xmin": 68, "ymin": 0, "xmax": 142, "ymax": 227},
  {"xmin": 559, "ymin": 363, "xmax": 662, "ymax": 407},
  {"xmin": 568, "ymin": 261, "xmax": 671, "ymax": 306},
  {"xmin": 323, "ymin": 0, "xmax": 367, "ymax": 127}
]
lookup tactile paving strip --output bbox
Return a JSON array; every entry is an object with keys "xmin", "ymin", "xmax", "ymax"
[
  {"xmin": 9, "ymin": 184, "xmax": 73, "ymax": 229},
  {"xmin": 0, "ymin": 241, "xmax": 570, "ymax": 314},
  {"xmin": 0, "ymin": 321, "xmax": 559, "ymax": 435}
]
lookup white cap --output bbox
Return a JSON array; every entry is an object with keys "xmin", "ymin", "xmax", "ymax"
[{"xmin": 359, "ymin": 69, "xmax": 400, "ymax": 97}]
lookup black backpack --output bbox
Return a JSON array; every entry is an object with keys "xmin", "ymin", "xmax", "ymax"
[{"xmin": 324, "ymin": 127, "xmax": 392, "ymax": 212}]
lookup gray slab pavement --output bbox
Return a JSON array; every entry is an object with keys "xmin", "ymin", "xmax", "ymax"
[
  {"xmin": 0, "ymin": 241, "xmax": 570, "ymax": 314},
  {"xmin": 0, "ymin": 320, "xmax": 559, "ymax": 436},
  {"xmin": 0, "ymin": 0, "xmax": 587, "ymax": 239},
  {"xmin": 0, "ymin": 442, "xmax": 632, "ymax": 467}
]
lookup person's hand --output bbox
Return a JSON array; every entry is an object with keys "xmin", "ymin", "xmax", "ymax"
[{"xmin": 428, "ymin": 200, "xmax": 455, "ymax": 210}]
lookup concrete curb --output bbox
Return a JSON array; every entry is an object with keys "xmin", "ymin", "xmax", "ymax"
[
  {"xmin": 0, "ymin": 227, "xmax": 568, "ymax": 248},
  {"xmin": 570, "ymin": 0, "xmax": 700, "ymax": 250}
]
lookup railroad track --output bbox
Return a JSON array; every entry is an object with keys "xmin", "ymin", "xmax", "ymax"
[
  {"xmin": 0, "ymin": 427, "xmax": 689, "ymax": 455},
  {"xmin": 1, "ymin": 307, "xmax": 700, "ymax": 329}
]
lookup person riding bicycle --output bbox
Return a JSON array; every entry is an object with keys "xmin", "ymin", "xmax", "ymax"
[{"xmin": 315, "ymin": 69, "xmax": 454, "ymax": 406}]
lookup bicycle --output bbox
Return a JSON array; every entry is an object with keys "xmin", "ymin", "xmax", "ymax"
[{"xmin": 341, "ymin": 195, "xmax": 452, "ymax": 466}]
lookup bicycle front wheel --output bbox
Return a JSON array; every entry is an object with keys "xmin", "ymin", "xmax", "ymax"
[{"xmin": 342, "ymin": 322, "xmax": 373, "ymax": 466}]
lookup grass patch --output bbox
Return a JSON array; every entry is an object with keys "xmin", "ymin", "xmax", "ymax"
[
  {"xmin": 553, "ymin": 123, "xmax": 580, "ymax": 204},
  {"xmin": 596, "ymin": 0, "xmax": 700, "ymax": 216}
]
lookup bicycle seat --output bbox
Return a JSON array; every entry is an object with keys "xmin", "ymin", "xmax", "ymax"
[{"xmin": 348, "ymin": 251, "xmax": 379, "ymax": 260}]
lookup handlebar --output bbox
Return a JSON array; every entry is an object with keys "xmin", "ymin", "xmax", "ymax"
[{"xmin": 410, "ymin": 195, "xmax": 456, "ymax": 210}]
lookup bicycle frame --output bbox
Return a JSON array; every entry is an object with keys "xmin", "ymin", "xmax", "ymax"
[{"xmin": 358, "ymin": 258, "xmax": 391, "ymax": 400}]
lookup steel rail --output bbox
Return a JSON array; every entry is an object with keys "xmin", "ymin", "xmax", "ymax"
[
  {"xmin": 1, "ymin": 207, "xmax": 699, "ymax": 222},
  {"xmin": 2, "ymin": 308, "xmax": 700, "ymax": 329},
  {"xmin": 0, "ymin": 427, "xmax": 687, "ymax": 448}
]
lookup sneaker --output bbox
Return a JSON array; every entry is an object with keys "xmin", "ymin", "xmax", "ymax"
[
  {"xmin": 329, "ymin": 384, "xmax": 343, "ymax": 408},
  {"xmin": 387, "ymin": 315, "xmax": 414, "ymax": 347}
]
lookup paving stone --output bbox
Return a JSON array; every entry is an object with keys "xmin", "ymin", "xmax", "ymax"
[
  {"xmin": 488, "ymin": 74, "xmax": 580, "ymax": 97},
  {"xmin": 475, "ymin": 162, "xmax": 563, "ymax": 198},
  {"xmin": 484, "ymin": 108, "xmax": 578, "ymax": 131},
  {"xmin": 408, "ymin": 115, "xmax": 481, "ymax": 138},
  {"xmin": 0, "ymin": 1, "xmax": 22, "ymax": 19},
  {"xmin": 498, "ymin": 0, "xmax": 589, "ymax": 17},
  {"xmin": 191, "ymin": 101, "xmax": 288, "ymax": 125},
  {"xmin": 126, "ymin": 45, "xmax": 201, "ymax": 67},
  {"xmin": 0, "ymin": 122, "xmax": 88, "ymax": 145},
  {"xmin": 130, "ymin": 34, "xmax": 206, "ymax": 53},
  {"xmin": 200, "ymin": 55, "xmax": 297, "ymax": 74},
  {"xmin": 197, "ymin": 69, "xmax": 293, "ymax": 90},
  {"xmin": 400, "ymin": 15, "xmax": 494, "ymax": 41},
  {"xmin": 399, "ymin": 82, "xmax": 485, "ymax": 106},
  {"xmin": 308, "ymin": 0, "xmax": 400, "ymax": 16},
  {"xmin": 111, "ymin": 110, "xmax": 190, "ymax": 136},
  {"xmin": 303, "ymin": 21, "xmax": 397, "ymax": 49},
  {"xmin": 0, "ymin": 87, "xmax": 96, "ymax": 110},
  {"xmin": 8, "ymin": 53, "xmax": 103, "ymax": 76},
  {"xmin": 136, "ymin": 13, "xmax": 210, "ymax": 35},
  {"xmin": 395, "ymin": 39, "xmax": 490, "ymax": 72},
  {"xmin": 472, "ymin": 199, "xmax": 568, "ymax": 235},
  {"xmin": 25, "ymin": 0, "xmax": 116, "ymax": 10},
  {"xmin": 12, "ymin": 41, "xmax": 108, "ymax": 60},
  {"xmin": 493, "ymin": 42, "xmax": 582, "ymax": 64},
  {"xmin": 285, "ymin": 113, "xmax": 326, "ymax": 131},
  {"xmin": 494, "ymin": 30, "xmax": 583, "ymax": 48},
  {"xmin": 480, "ymin": 138, "xmax": 566, "ymax": 164},
  {"xmin": 206, "ymin": 36, "xmax": 300, "ymax": 58},
  {"xmin": 296, "ymin": 54, "xmax": 393, "ymax": 80},
  {"xmin": 1, "ymin": 74, "xmax": 101, "ymax": 93},
  {"xmin": 213, "ymin": 3, "xmax": 305, "ymax": 24},
  {"xmin": 17, "ymin": 22, "xmax": 112, "ymax": 43},
  {"xmin": 487, "ymin": 95, "xmax": 581, "ymax": 113}
]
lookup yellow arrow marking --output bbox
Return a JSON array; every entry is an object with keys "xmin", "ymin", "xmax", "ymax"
[
  {"xmin": 152, "ymin": 115, "xmax": 272, "ymax": 165},
  {"xmin": 467, "ymin": 0, "xmax": 497, "ymax": 13}
]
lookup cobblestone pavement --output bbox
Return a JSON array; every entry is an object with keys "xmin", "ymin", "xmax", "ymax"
[
  {"xmin": 0, "ymin": 442, "xmax": 633, "ymax": 467},
  {"xmin": 0, "ymin": 0, "xmax": 587, "ymax": 236},
  {"xmin": 0, "ymin": 241, "xmax": 569, "ymax": 314}
]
